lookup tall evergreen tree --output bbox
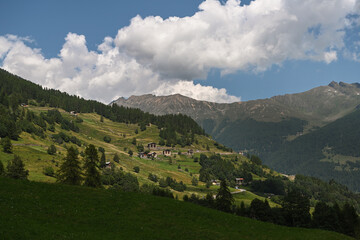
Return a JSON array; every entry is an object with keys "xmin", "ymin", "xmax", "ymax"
[
  {"xmin": 83, "ymin": 144, "xmax": 101, "ymax": 188},
  {"xmin": 340, "ymin": 203, "xmax": 359, "ymax": 237},
  {"xmin": 215, "ymin": 180, "xmax": 234, "ymax": 213},
  {"xmin": 100, "ymin": 152, "xmax": 106, "ymax": 168},
  {"xmin": 282, "ymin": 189, "xmax": 311, "ymax": 227},
  {"xmin": 312, "ymin": 202, "xmax": 340, "ymax": 231},
  {"xmin": 249, "ymin": 199, "xmax": 272, "ymax": 222},
  {"xmin": 6, "ymin": 155, "xmax": 29, "ymax": 179},
  {"xmin": 57, "ymin": 146, "xmax": 82, "ymax": 185}
]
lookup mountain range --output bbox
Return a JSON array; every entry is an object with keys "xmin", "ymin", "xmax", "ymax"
[{"xmin": 112, "ymin": 82, "xmax": 360, "ymax": 191}]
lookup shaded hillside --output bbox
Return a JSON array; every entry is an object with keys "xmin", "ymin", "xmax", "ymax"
[
  {"xmin": 268, "ymin": 109, "xmax": 360, "ymax": 191},
  {"xmin": 0, "ymin": 177, "xmax": 352, "ymax": 240},
  {"xmin": 215, "ymin": 118, "xmax": 307, "ymax": 153}
]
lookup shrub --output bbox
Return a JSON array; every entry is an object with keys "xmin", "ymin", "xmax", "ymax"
[
  {"xmin": 133, "ymin": 166, "xmax": 140, "ymax": 173},
  {"xmin": 192, "ymin": 176, "xmax": 198, "ymax": 186},
  {"xmin": 75, "ymin": 117, "xmax": 83, "ymax": 123},
  {"xmin": 103, "ymin": 136, "xmax": 111, "ymax": 143},
  {"xmin": 148, "ymin": 173, "xmax": 158, "ymax": 183},
  {"xmin": 128, "ymin": 150, "xmax": 133, "ymax": 156},
  {"xmin": 43, "ymin": 166, "xmax": 55, "ymax": 177},
  {"xmin": 47, "ymin": 145, "xmax": 57, "ymax": 155},
  {"xmin": 113, "ymin": 153, "xmax": 120, "ymax": 163},
  {"xmin": 1, "ymin": 137, "xmax": 12, "ymax": 153}
]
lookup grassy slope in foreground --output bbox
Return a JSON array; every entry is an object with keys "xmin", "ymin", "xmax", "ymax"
[{"xmin": 0, "ymin": 178, "xmax": 351, "ymax": 240}]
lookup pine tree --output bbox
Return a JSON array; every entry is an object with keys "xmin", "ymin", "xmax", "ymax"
[
  {"xmin": 100, "ymin": 115, "xmax": 104, "ymax": 122},
  {"xmin": 282, "ymin": 189, "xmax": 311, "ymax": 227},
  {"xmin": 100, "ymin": 152, "xmax": 106, "ymax": 168},
  {"xmin": 191, "ymin": 176, "xmax": 198, "ymax": 186},
  {"xmin": 341, "ymin": 203, "xmax": 359, "ymax": 237},
  {"xmin": 312, "ymin": 202, "xmax": 339, "ymax": 231},
  {"xmin": 6, "ymin": 155, "xmax": 29, "ymax": 179},
  {"xmin": 113, "ymin": 153, "xmax": 120, "ymax": 163},
  {"xmin": 57, "ymin": 146, "xmax": 82, "ymax": 185},
  {"xmin": 83, "ymin": 144, "xmax": 101, "ymax": 188},
  {"xmin": 215, "ymin": 180, "xmax": 234, "ymax": 212},
  {"xmin": 1, "ymin": 137, "xmax": 12, "ymax": 153}
]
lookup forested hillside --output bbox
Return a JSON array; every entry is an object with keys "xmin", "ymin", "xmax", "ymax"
[
  {"xmin": 113, "ymin": 83, "xmax": 360, "ymax": 192},
  {"xmin": 267, "ymin": 109, "xmax": 360, "ymax": 191},
  {"xmin": 0, "ymin": 68, "xmax": 204, "ymax": 145}
]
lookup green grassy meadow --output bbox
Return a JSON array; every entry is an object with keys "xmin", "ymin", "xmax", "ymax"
[
  {"xmin": 0, "ymin": 105, "xmax": 278, "ymax": 205},
  {"xmin": 0, "ymin": 177, "xmax": 352, "ymax": 240}
]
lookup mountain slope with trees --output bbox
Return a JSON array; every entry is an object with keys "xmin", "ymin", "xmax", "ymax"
[
  {"xmin": 113, "ymin": 82, "xmax": 360, "ymax": 192},
  {"xmin": 0, "ymin": 69, "xmax": 359, "ymax": 238}
]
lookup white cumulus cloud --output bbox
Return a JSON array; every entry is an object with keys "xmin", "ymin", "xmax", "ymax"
[
  {"xmin": 1, "ymin": 0, "xmax": 359, "ymax": 103},
  {"xmin": 115, "ymin": 0, "xmax": 358, "ymax": 78},
  {"xmin": 153, "ymin": 81, "xmax": 241, "ymax": 103}
]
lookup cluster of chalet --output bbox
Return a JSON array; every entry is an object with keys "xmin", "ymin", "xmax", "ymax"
[
  {"xmin": 211, "ymin": 178, "xmax": 244, "ymax": 187},
  {"xmin": 137, "ymin": 142, "xmax": 195, "ymax": 159},
  {"xmin": 147, "ymin": 142, "xmax": 157, "ymax": 149},
  {"xmin": 138, "ymin": 152, "xmax": 158, "ymax": 159}
]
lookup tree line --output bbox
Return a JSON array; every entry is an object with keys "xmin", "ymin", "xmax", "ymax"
[{"xmin": 183, "ymin": 180, "xmax": 359, "ymax": 238}]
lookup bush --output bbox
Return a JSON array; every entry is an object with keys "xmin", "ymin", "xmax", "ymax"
[
  {"xmin": 113, "ymin": 153, "xmax": 120, "ymax": 163},
  {"xmin": 192, "ymin": 176, "xmax": 198, "ymax": 186},
  {"xmin": 137, "ymin": 144, "xmax": 144, "ymax": 152},
  {"xmin": 159, "ymin": 176, "xmax": 187, "ymax": 192},
  {"xmin": 47, "ymin": 145, "xmax": 57, "ymax": 155},
  {"xmin": 148, "ymin": 173, "xmax": 158, "ymax": 183},
  {"xmin": 48, "ymin": 124, "xmax": 55, "ymax": 132},
  {"xmin": 128, "ymin": 150, "xmax": 133, "ymax": 157},
  {"xmin": 102, "ymin": 169, "xmax": 139, "ymax": 192},
  {"xmin": 103, "ymin": 136, "xmax": 111, "ymax": 143},
  {"xmin": 28, "ymin": 100, "xmax": 37, "ymax": 106},
  {"xmin": 159, "ymin": 178, "xmax": 168, "ymax": 188},
  {"xmin": 75, "ymin": 117, "xmax": 83, "ymax": 123},
  {"xmin": 43, "ymin": 166, "xmax": 55, "ymax": 177},
  {"xmin": 133, "ymin": 166, "xmax": 140, "ymax": 173},
  {"xmin": 152, "ymin": 187, "xmax": 174, "ymax": 199},
  {"xmin": 1, "ymin": 137, "xmax": 12, "ymax": 153}
]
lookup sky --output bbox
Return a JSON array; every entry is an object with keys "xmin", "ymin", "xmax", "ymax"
[{"xmin": 1, "ymin": 0, "xmax": 360, "ymax": 103}]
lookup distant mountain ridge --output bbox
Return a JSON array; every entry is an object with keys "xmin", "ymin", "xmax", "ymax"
[
  {"xmin": 112, "ymin": 81, "xmax": 360, "ymax": 124},
  {"xmin": 112, "ymin": 82, "xmax": 360, "ymax": 191}
]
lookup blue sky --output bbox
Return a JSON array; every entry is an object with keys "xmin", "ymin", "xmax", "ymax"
[{"xmin": 1, "ymin": 0, "xmax": 360, "ymax": 103}]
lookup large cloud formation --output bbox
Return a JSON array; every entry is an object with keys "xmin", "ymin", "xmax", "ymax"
[{"xmin": 1, "ymin": 0, "xmax": 359, "ymax": 103}]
